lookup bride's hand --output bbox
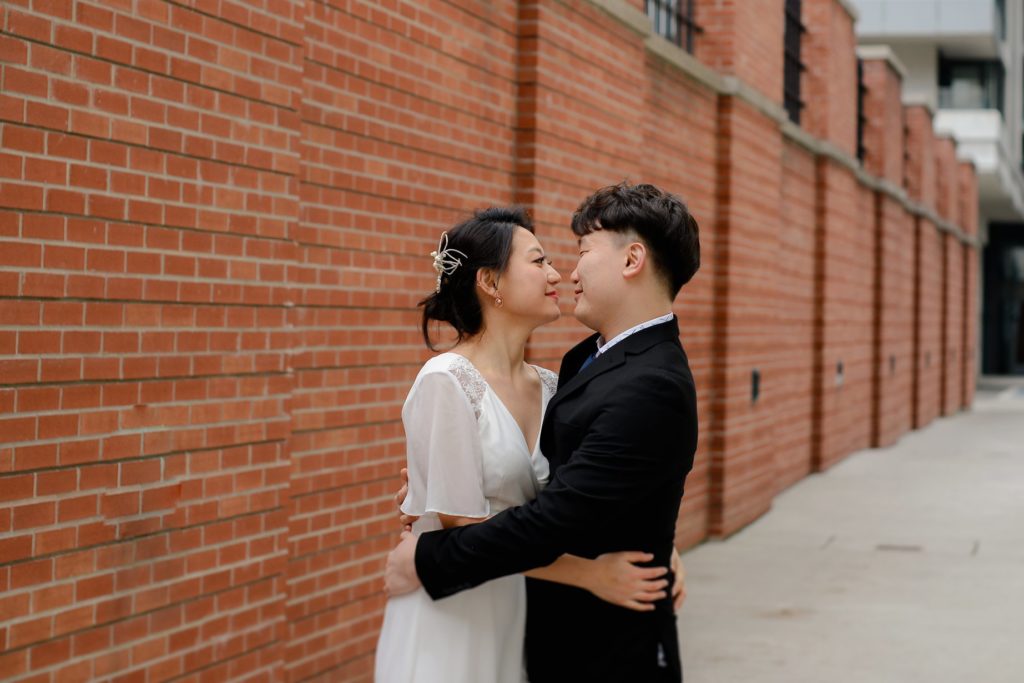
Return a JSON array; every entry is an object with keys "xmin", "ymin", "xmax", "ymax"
[
  {"xmin": 394, "ymin": 468, "xmax": 419, "ymax": 531},
  {"xmin": 671, "ymin": 549, "xmax": 687, "ymax": 611},
  {"xmin": 584, "ymin": 552, "xmax": 669, "ymax": 612}
]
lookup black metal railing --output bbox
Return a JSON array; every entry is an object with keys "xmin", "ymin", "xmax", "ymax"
[
  {"xmin": 783, "ymin": 0, "xmax": 806, "ymax": 124},
  {"xmin": 856, "ymin": 58, "xmax": 868, "ymax": 163},
  {"xmin": 903, "ymin": 112, "xmax": 911, "ymax": 189},
  {"xmin": 646, "ymin": 0, "xmax": 702, "ymax": 54}
]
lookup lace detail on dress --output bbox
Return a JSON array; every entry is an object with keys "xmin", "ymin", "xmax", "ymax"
[
  {"xmin": 445, "ymin": 355, "xmax": 487, "ymax": 419},
  {"xmin": 534, "ymin": 365, "xmax": 559, "ymax": 398}
]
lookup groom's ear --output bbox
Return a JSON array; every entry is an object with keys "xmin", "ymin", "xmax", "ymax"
[{"xmin": 622, "ymin": 241, "xmax": 647, "ymax": 281}]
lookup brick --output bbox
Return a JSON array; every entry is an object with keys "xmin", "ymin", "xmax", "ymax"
[
  {"xmin": 13, "ymin": 501, "xmax": 56, "ymax": 529},
  {"xmin": 58, "ymin": 494, "xmax": 97, "ymax": 522},
  {"xmin": 0, "ymin": 182, "xmax": 44, "ymax": 210},
  {"xmin": 2, "ymin": 66, "xmax": 48, "ymax": 97},
  {"xmin": 0, "ymin": 35, "xmax": 29, "ymax": 65},
  {"xmin": 36, "ymin": 469, "xmax": 77, "ymax": 496},
  {"xmin": 8, "ymin": 615, "xmax": 52, "ymax": 649},
  {"xmin": 0, "ymin": 474, "xmax": 34, "ymax": 503},
  {"xmin": 0, "ymin": 240, "xmax": 41, "ymax": 267},
  {"xmin": 2, "ymin": 125, "xmax": 45, "ymax": 153},
  {"xmin": 0, "ymin": 417, "xmax": 35, "ymax": 442},
  {"xmin": 15, "ymin": 386, "xmax": 59, "ymax": 412},
  {"xmin": 10, "ymin": 558, "xmax": 53, "ymax": 590}
]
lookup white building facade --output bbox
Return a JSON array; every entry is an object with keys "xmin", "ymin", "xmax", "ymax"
[{"xmin": 854, "ymin": 0, "xmax": 1024, "ymax": 374}]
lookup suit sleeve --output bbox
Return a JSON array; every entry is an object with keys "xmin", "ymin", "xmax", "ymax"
[{"xmin": 414, "ymin": 371, "xmax": 696, "ymax": 600}]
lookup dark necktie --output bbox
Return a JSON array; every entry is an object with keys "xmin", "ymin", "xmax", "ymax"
[{"xmin": 579, "ymin": 351, "xmax": 598, "ymax": 372}]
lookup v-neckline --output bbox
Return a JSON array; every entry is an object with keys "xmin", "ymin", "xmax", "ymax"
[{"xmin": 447, "ymin": 353, "xmax": 546, "ymax": 456}]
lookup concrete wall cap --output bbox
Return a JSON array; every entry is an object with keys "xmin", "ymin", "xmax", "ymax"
[
  {"xmin": 585, "ymin": 0, "xmax": 651, "ymax": 36},
  {"xmin": 836, "ymin": 0, "xmax": 860, "ymax": 22},
  {"xmin": 856, "ymin": 45, "xmax": 908, "ymax": 80},
  {"xmin": 902, "ymin": 97, "xmax": 937, "ymax": 117},
  {"xmin": 645, "ymin": 34, "xmax": 726, "ymax": 92}
]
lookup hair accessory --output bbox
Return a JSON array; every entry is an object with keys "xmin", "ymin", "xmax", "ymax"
[{"xmin": 430, "ymin": 232, "xmax": 468, "ymax": 293}]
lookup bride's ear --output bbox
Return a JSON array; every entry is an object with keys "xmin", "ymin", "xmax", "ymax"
[{"xmin": 476, "ymin": 268, "xmax": 500, "ymax": 298}]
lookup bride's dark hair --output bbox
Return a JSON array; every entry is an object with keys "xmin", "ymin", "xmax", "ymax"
[{"xmin": 421, "ymin": 207, "xmax": 534, "ymax": 350}]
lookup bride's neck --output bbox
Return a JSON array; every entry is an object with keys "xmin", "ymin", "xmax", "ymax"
[{"xmin": 457, "ymin": 323, "xmax": 530, "ymax": 379}]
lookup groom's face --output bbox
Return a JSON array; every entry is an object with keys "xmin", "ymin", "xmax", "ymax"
[{"xmin": 570, "ymin": 229, "xmax": 628, "ymax": 333}]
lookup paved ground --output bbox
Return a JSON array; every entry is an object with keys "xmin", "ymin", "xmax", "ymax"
[{"xmin": 677, "ymin": 379, "xmax": 1024, "ymax": 683}]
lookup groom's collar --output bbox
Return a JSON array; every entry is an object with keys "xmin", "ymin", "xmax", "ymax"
[
  {"xmin": 594, "ymin": 312, "xmax": 675, "ymax": 357},
  {"xmin": 556, "ymin": 316, "xmax": 679, "ymax": 398}
]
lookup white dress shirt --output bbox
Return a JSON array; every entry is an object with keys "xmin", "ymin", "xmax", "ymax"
[{"xmin": 594, "ymin": 312, "xmax": 675, "ymax": 357}]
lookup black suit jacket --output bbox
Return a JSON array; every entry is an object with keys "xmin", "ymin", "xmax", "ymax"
[{"xmin": 415, "ymin": 318, "xmax": 698, "ymax": 682}]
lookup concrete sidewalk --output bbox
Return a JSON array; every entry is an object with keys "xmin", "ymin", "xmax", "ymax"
[{"xmin": 677, "ymin": 381, "xmax": 1024, "ymax": 683}]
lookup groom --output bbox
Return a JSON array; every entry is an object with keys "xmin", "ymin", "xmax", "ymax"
[{"xmin": 386, "ymin": 182, "xmax": 700, "ymax": 682}]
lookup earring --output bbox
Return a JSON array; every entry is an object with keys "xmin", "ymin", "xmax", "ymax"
[{"xmin": 494, "ymin": 292, "xmax": 503, "ymax": 307}]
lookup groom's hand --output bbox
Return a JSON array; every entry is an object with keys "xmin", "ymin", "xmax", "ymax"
[{"xmin": 384, "ymin": 531, "xmax": 422, "ymax": 596}]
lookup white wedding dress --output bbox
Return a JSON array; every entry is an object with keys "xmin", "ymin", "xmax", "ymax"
[{"xmin": 374, "ymin": 352, "xmax": 557, "ymax": 683}]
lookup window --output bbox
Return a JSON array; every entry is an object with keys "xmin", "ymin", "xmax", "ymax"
[
  {"xmin": 996, "ymin": 0, "xmax": 1006, "ymax": 42},
  {"xmin": 856, "ymin": 58, "xmax": 867, "ymax": 163},
  {"xmin": 938, "ymin": 56, "xmax": 1005, "ymax": 114},
  {"xmin": 646, "ymin": 0, "xmax": 702, "ymax": 54},
  {"xmin": 783, "ymin": 0, "xmax": 806, "ymax": 124}
]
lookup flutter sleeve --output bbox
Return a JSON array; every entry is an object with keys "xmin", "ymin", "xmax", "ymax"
[{"xmin": 400, "ymin": 369, "xmax": 490, "ymax": 519}]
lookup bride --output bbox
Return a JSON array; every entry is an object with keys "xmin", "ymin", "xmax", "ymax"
[{"xmin": 374, "ymin": 208, "xmax": 677, "ymax": 682}]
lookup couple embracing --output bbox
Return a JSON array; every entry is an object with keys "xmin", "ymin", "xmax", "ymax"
[{"xmin": 375, "ymin": 182, "xmax": 701, "ymax": 682}]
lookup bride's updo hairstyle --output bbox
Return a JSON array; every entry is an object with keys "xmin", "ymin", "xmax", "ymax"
[{"xmin": 421, "ymin": 207, "xmax": 534, "ymax": 350}]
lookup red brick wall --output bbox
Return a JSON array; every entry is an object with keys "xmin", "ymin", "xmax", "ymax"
[
  {"xmin": 915, "ymin": 219, "xmax": 945, "ymax": 428},
  {"xmin": 934, "ymin": 137, "xmax": 959, "ymax": 223},
  {"xmin": 775, "ymin": 141, "xmax": 818, "ymax": 489},
  {"xmin": 859, "ymin": 54, "xmax": 912, "ymax": 448},
  {"xmin": 695, "ymin": 0, "xmax": 785, "ymax": 105},
  {"xmin": 802, "ymin": 0, "xmax": 857, "ymax": 155},
  {"xmin": 958, "ymin": 162, "xmax": 979, "ymax": 408},
  {"xmin": 814, "ymin": 167, "xmax": 875, "ymax": 470},
  {"xmin": 2, "ymin": 0, "xmax": 303, "ymax": 680},
  {"xmin": 941, "ymin": 232, "xmax": 965, "ymax": 416},
  {"xmin": 707, "ymin": 95, "xmax": 783, "ymax": 536},
  {"xmin": 905, "ymin": 105, "xmax": 937, "ymax": 207},
  {"xmin": 0, "ymin": 0, "xmax": 981, "ymax": 680},
  {"xmin": 963, "ymin": 243, "xmax": 979, "ymax": 408},
  {"xmin": 861, "ymin": 59, "xmax": 904, "ymax": 185},
  {"xmin": 873, "ymin": 196, "xmax": 915, "ymax": 446}
]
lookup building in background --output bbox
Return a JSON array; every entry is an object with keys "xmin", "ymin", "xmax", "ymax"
[{"xmin": 853, "ymin": 0, "xmax": 1024, "ymax": 373}]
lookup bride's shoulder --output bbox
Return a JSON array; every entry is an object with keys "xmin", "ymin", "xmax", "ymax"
[
  {"xmin": 413, "ymin": 352, "xmax": 486, "ymax": 416},
  {"xmin": 532, "ymin": 364, "xmax": 559, "ymax": 395},
  {"xmin": 419, "ymin": 352, "xmax": 478, "ymax": 380}
]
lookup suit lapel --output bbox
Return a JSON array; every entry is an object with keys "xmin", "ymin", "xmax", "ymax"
[
  {"xmin": 545, "ymin": 317, "xmax": 681, "ymax": 415},
  {"xmin": 545, "ymin": 346, "xmax": 625, "ymax": 415}
]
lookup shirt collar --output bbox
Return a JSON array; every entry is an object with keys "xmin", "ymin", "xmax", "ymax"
[{"xmin": 595, "ymin": 312, "xmax": 675, "ymax": 356}]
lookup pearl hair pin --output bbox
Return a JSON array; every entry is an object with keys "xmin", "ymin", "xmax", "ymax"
[{"xmin": 430, "ymin": 232, "xmax": 468, "ymax": 293}]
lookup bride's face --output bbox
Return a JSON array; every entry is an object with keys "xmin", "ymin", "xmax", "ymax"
[{"xmin": 491, "ymin": 228, "xmax": 562, "ymax": 327}]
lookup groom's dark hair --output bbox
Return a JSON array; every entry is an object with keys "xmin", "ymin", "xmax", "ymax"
[
  {"xmin": 420, "ymin": 206, "xmax": 534, "ymax": 350},
  {"xmin": 571, "ymin": 182, "xmax": 700, "ymax": 297}
]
